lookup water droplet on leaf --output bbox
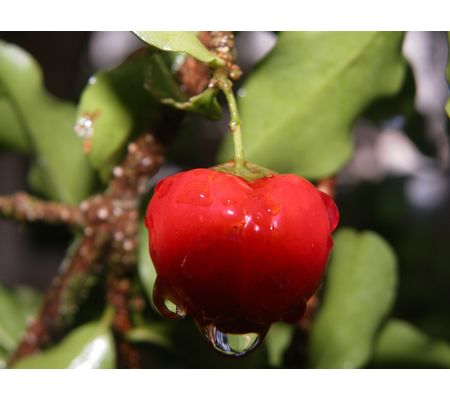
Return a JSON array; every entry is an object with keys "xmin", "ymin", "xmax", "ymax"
[{"xmin": 74, "ymin": 115, "xmax": 94, "ymax": 139}]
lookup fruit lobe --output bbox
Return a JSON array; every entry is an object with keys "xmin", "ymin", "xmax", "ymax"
[{"xmin": 145, "ymin": 168, "xmax": 338, "ymax": 335}]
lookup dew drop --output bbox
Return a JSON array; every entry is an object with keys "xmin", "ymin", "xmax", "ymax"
[
  {"xmin": 237, "ymin": 88, "xmax": 246, "ymax": 98},
  {"xmin": 175, "ymin": 190, "xmax": 213, "ymax": 207},
  {"xmin": 153, "ymin": 277, "xmax": 186, "ymax": 320},
  {"xmin": 266, "ymin": 204, "xmax": 281, "ymax": 216},
  {"xmin": 155, "ymin": 179, "xmax": 174, "ymax": 199},
  {"xmin": 319, "ymin": 191, "xmax": 339, "ymax": 232},
  {"xmin": 200, "ymin": 324, "xmax": 267, "ymax": 357},
  {"xmin": 74, "ymin": 115, "xmax": 94, "ymax": 139}
]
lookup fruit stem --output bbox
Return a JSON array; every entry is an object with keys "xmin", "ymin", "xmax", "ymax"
[{"xmin": 217, "ymin": 76, "xmax": 245, "ymax": 168}]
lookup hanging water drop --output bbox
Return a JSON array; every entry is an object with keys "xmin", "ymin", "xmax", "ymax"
[
  {"xmin": 153, "ymin": 277, "xmax": 186, "ymax": 320},
  {"xmin": 200, "ymin": 323, "xmax": 267, "ymax": 357}
]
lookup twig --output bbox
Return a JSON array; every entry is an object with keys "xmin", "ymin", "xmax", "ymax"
[
  {"xmin": 177, "ymin": 31, "xmax": 241, "ymax": 97},
  {"xmin": 6, "ymin": 33, "xmax": 239, "ymax": 367},
  {"xmin": 9, "ymin": 231, "xmax": 110, "ymax": 363},
  {"xmin": 209, "ymin": 31, "xmax": 242, "ymax": 80},
  {"xmin": 8, "ymin": 133, "xmax": 165, "ymax": 366},
  {"xmin": 0, "ymin": 193, "xmax": 83, "ymax": 227}
]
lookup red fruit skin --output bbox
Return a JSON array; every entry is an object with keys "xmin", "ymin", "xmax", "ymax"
[{"xmin": 145, "ymin": 168, "xmax": 338, "ymax": 334}]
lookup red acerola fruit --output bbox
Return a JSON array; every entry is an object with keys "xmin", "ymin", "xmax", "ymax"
[{"xmin": 145, "ymin": 167, "xmax": 338, "ymax": 356}]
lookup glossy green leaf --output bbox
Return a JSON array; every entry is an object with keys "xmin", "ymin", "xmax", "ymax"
[
  {"xmin": 138, "ymin": 220, "xmax": 157, "ymax": 306},
  {"xmin": 135, "ymin": 31, "xmax": 224, "ymax": 67},
  {"xmin": 0, "ymin": 98, "xmax": 29, "ymax": 152},
  {"xmin": 264, "ymin": 322, "xmax": 294, "ymax": 368},
  {"xmin": 13, "ymin": 318, "xmax": 115, "ymax": 369},
  {"xmin": 145, "ymin": 53, "xmax": 186, "ymax": 101},
  {"xmin": 372, "ymin": 319, "xmax": 450, "ymax": 368},
  {"xmin": 219, "ymin": 32, "xmax": 406, "ymax": 179},
  {"xmin": 0, "ymin": 284, "xmax": 25, "ymax": 352},
  {"xmin": 13, "ymin": 286, "xmax": 42, "ymax": 325},
  {"xmin": 0, "ymin": 347, "xmax": 6, "ymax": 369},
  {"xmin": 77, "ymin": 49, "xmax": 159, "ymax": 180},
  {"xmin": 145, "ymin": 54, "xmax": 222, "ymax": 119},
  {"xmin": 0, "ymin": 40, "xmax": 96, "ymax": 204},
  {"xmin": 445, "ymin": 33, "xmax": 450, "ymax": 118},
  {"xmin": 309, "ymin": 228, "xmax": 398, "ymax": 368},
  {"xmin": 0, "ymin": 284, "xmax": 41, "ymax": 354},
  {"xmin": 125, "ymin": 323, "xmax": 172, "ymax": 349},
  {"xmin": 162, "ymin": 88, "xmax": 222, "ymax": 120}
]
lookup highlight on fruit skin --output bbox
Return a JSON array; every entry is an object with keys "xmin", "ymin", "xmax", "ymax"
[{"xmin": 145, "ymin": 167, "xmax": 339, "ymax": 356}]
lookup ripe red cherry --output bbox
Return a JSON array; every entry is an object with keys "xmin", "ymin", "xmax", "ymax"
[{"xmin": 145, "ymin": 168, "xmax": 338, "ymax": 355}]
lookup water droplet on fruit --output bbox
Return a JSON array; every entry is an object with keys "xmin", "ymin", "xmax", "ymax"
[
  {"xmin": 153, "ymin": 278, "xmax": 186, "ymax": 320},
  {"xmin": 266, "ymin": 204, "xmax": 281, "ymax": 216},
  {"xmin": 200, "ymin": 324, "xmax": 266, "ymax": 357},
  {"xmin": 319, "ymin": 192, "xmax": 339, "ymax": 232},
  {"xmin": 155, "ymin": 179, "xmax": 173, "ymax": 199},
  {"xmin": 176, "ymin": 190, "xmax": 213, "ymax": 207}
]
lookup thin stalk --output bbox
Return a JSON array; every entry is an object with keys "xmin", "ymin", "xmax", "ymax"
[{"xmin": 218, "ymin": 77, "xmax": 245, "ymax": 168}]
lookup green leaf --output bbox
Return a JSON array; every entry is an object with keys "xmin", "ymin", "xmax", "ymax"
[
  {"xmin": 145, "ymin": 53, "xmax": 186, "ymax": 101},
  {"xmin": 76, "ymin": 49, "xmax": 159, "ymax": 180},
  {"xmin": 0, "ymin": 284, "xmax": 41, "ymax": 353},
  {"xmin": 145, "ymin": 53, "xmax": 222, "ymax": 120},
  {"xmin": 0, "ymin": 284, "xmax": 25, "ymax": 352},
  {"xmin": 372, "ymin": 319, "xmax": 450, "ymax": 368},
  {"xmin": 309, "ymin": 228, "xmax": 398, "ymax": 368},
  {"xmin": 13, "ymin": 317, "xmax": 115, "ymax": 369},
  {"xmin": 219, "ymin": 32, "xmax": 406, "ymax": 179},
  {"xmin": 13, "ymin": 287, "xmax": 42, "ymax": 324},
  {"xmin": 125, "ymin": 323, "xmax": 172, "ymax": 349},
  {"xmin": 0, "ymin": 40, "xmax": 96, "ymax": 204},
  {"xmin": 0, "ymin": 347, "xmax": 6, "ymax": 369},
  {"xmin": 0, "ymin": 98, "xmax": 29, "ymax": 152},
  {"xmin": 138, "ymin": 220, "xmax": 157, "ymax": 306},
  {"xmin": 135, "ymin": 31, "xmax": 224, "ymax": 67},
  {"xmin": 264, "ymin": 322, "xmax": 294, "ymax": 368},
  {"xmin": 162, "ymin": 88, "xmax": 222, "ymax": 120}
]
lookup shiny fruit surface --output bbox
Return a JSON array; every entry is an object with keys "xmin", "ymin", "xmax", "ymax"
[{"xmin": 145, "ymin": 168, "xmax": 338, "ymax": 339}]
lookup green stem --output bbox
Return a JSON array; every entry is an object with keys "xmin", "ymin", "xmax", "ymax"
[{"xmin": 219, "ymin": 77, "xmax": 245, "ymax": 168}]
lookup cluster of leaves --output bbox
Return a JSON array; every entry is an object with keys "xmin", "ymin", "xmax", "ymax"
[{"xmin": 0, "ymin": 32, "xmax": 449, "ymax": 368}]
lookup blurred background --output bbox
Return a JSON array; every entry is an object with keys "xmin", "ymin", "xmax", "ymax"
[{"xmin": 0, "ymin": 31, "xmax": 449, "ymax": 344}]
